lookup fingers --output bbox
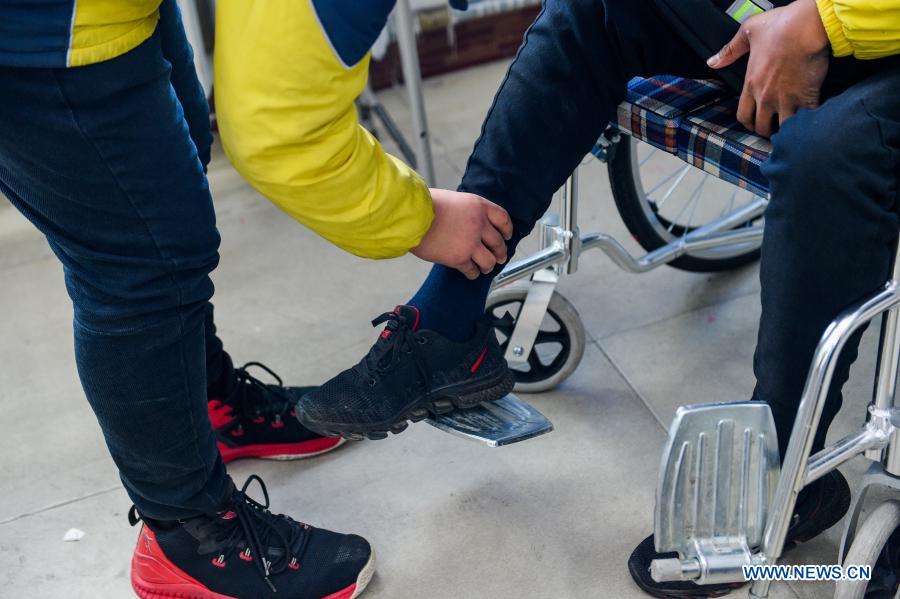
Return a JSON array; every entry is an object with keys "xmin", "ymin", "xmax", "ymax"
[
  {"xmin": 755, "ymin": 101, "xmax": 777, "ymax": 138},
  {"xmin": 737, "ymin": 84, "xmax": 757, "ymax": 132},
  {"xmin": 472, "ymin": 244, "xmax": 498, "ymax": 275},
  {"xmin": 481, "ymin": 222, "xmax": 508, "ymax": 264},
  {"xmin": 454, "ymin": 260, "xmax": 480, "ymax": 280},
  {"xmin": 778, "ymin": 102, "xmax": 797, "ymax": 126},
  {"xmin": 708, "ymin": 27, "xmax": 750, "ymax": 69},
  {"xmin": 484, "ymin": 201, "xmax": 513, "ymax": 241}
]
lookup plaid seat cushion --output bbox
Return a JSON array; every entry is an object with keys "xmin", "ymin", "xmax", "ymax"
[
  {"xmin": 678, "ymin": 97, "xmax": 771, "ymax": 197},
  {"xmin": 603, "ymin": 75, "xmax": 771, "ymax": 196}
]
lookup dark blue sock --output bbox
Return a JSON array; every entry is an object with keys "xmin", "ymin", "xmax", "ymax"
[
  {"xmin": 408, "ymin": 234, "xmax": 523, "ymax": 341},
  {"xmin": 407, "ymin": 265, "xmax": 495, "ymax": 341}
]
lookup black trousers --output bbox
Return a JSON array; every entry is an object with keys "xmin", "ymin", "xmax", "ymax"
[{"xmin": 458, "ymin": 0, "xmax": 900, "ymax": 457}]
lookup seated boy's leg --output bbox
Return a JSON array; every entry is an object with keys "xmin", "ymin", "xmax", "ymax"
[
  {"xmin": 298, "ymin": 0, "xmax": 712, "ymax": 438},
  {"xmin": 410, "ymin": 0, "xmax": 714, "ymax": 340},
  {"xmin": 754, "ymin": 63, "xmax": 900, "ymax": 457},
  {"xmin": 630, "ymin": 63, "xmax": 900, "ymax": 598}
]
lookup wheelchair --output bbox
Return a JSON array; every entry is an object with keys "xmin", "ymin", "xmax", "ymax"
[{"xmin": 487, "ymin": 75, "xmax": 900, "ymax": 597}]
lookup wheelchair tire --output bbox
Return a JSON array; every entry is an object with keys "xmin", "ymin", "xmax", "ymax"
[
  {"xmin": 607, "ymin": 136, "xmax": 762, "ymax": 273},
  {"xmin": 486, "ymin": 284, "xmax": 586, "ymax": 394},
  {"xmin": 834, "ymin": 499, "xmax": 900, "ymax": 599}
]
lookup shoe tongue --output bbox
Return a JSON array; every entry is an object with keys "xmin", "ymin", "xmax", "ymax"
[{"xmin": 380, "ymin": 305, "xmax": 421, "ymax": 339}]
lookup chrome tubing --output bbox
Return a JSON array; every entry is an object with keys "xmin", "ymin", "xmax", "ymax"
[
  {"xmin": 561, "ymin": 170, "xmax": 581, "ymax": 274},
  {"xmin": 750, "ymin": 281, "xmax": 900, "ymax": 598},
  {"xmin": 492, "ymin": 246, "xmax": 568, "ymax": 289},
  {"xmin": 805, "ymin": 425, "xmax": 889, "ymax": 486},
  {"xmin": 581, "ymin": 227, "xmax": 764, "ymax": 274},
  {"xmin": 393, "ymin": 0, "xmax": 436, "ymax": 185},
  {"xmin": 879, "ymin": 251, "xmax": 900, "ymax": 474}
]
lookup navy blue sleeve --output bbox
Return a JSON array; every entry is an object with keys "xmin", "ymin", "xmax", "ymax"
[{"xmin": 311, "ymin": 0, "xmax": 396, "ymax": 67}]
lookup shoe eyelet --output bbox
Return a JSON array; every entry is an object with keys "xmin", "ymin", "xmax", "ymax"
[
  {"xmin": 368, "ymin": 378, "xmax": 377, "ymax": 387},
  {"xmin": 211, "ymin": 555, "xmax": 226, "ymax": 568},
  {"xmin": 418, "ymin": 337, "xmax": 427, "ymax": 345},
  {"xmin": 239, "ymin": 549, "xmax": 252, "ymax": 562}
]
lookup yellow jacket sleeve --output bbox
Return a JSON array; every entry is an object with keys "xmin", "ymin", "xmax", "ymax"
[
  {"xmin": 214, "ymin": 0, "xmax": 434, "ymax": 259},
  {"xmin": 816, "ymin": 0, "xmax": 900, "ymax": 59}
]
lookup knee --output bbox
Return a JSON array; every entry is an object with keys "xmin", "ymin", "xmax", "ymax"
[
  {"xmin": 763, "ymin": 108, "xmax": 839, "ymax": 209},
  {"xmin": 61, "ymin": 228, "xmax": 220, "ymax": 334},
  {"xmin": 763, "ymin": 96, "xmax": 897, "ymax": 224}
]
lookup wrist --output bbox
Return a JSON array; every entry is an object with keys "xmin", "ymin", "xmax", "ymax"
[{"xmin": 796, "ymin": 0, "xmax": 831, "ymax": 55}]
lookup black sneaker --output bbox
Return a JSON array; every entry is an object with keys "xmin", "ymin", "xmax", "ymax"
[
  {"xmin": 208, "ymin": 355, "xmax": 345, "ymax": 463},
  {"xmin": 130, "ymin": 475, "xmax": 374, "ymax": 599},
  {"xmin": 296, "ymin": 305, "xmax": 515, "ymax": 440},
  {"xmin": 628, "ymin": 469, "xmax": 851, "ymax": 598}
]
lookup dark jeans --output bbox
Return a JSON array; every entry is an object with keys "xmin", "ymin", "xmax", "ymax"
[
  {"xmin": 460, "ymin": 0, "xmax": 900, "ymax": 457},
  {"xmin": 0, "ymin": 1, "xmax": 232, "ymax": 519}
]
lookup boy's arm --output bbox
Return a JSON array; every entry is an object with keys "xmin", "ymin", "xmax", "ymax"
[
  {"xmin": 215, "ymin": 0, "xmax": 429, "ymax": 259},
  {"xmin": 815, "ymin": 0, "xmax": 900, "ymax": 60},
  {"xmin": 214, "ymin": 0, "xmax": 510, "ymax": 273}
]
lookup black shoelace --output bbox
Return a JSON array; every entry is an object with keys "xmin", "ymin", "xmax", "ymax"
[
  {"xmin": 357, "ymin": 311, "xmax": 431, "ymax": 386},
  {"xmin": 130, "ymin": 475, "xmax": 311, "ymax": 592},
  {"xmin": 228, "ymin": 362, "xmax": 293, "ymax": 424}
]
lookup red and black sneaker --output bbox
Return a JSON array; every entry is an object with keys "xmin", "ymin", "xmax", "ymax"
[
  {"xmin": 208, "ymin": 356, "xmax": 345, "ymax": 464},
  {"xmin": 130, "ymin": 475, "xmax": 375, "ymax": 599},
  {"xmin": 296, "ymin": 305, "xmax": 514, "ymax": 440}
]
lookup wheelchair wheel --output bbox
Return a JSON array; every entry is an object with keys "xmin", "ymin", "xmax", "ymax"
[
  {"xmin": 607, "ymin": 135, "xmax": 763, "ymax": 273},
  {"xmin": 834, "ymin": 500, "xmax": 900, "ymax": 599},
  {"xmin": 486, "ymin": 284, "xmax": 586, "ymax": 393}
]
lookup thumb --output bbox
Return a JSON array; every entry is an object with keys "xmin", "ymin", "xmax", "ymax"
[{"xmin": 708, "ymin": 28, "xmax": 750, "ymax": 69}]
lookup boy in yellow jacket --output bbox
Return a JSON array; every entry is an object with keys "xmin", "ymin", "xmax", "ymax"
[{"xmin": 1, "ymin": 0, "xmax": 507, "ymax": 597}]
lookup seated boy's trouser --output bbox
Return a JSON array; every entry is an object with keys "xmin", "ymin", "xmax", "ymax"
[
  {"xmin": 461, "ymin": 0, "xmax": 900, "ymax": 458},
  {"xmin": 0, "ymin": 1, "xmax": 233, "ymax": 519}
]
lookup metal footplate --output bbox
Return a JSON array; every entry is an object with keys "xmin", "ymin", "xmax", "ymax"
[
  {"xmin": 425, "ymin": 394, "xmax": 553, "ymax": 447},
  {"xmin": 651, "ymin": 401, "xmax": 781, "ymax": 585}
]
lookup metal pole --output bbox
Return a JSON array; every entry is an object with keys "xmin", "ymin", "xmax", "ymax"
[
  {"xmin": 560, "ymin": 170, "xmax": 581, "ymax": 274},
  {"xmin": 393, "ymin": 0, "xmax": 436, "ymax": 185},
  {"xmin": 883, "ymin": 239, "xmax": 900, "ymax": 474}
]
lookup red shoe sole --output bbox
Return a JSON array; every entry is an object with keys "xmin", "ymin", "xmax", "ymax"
[
  {"xmin": 217, "ymin": 437, "xmax": 346, "ymax": 464},
  {"xmin": 131, "ymin": 526, "xmax": 373, "ymax": 599}
]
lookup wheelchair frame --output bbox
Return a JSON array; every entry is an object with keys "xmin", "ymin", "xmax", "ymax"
[
  {"xmin": 490, "ymin": 130, "xmax": 766, "ymax": 369},
  {"xmin": 494, "ymin": 126, "xmax": 900, "ymax": 596}
]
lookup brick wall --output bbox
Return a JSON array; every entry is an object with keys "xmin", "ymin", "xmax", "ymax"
[{"xmin": 369, "ymin": 5, "xmax": 540, "ymax": 90}]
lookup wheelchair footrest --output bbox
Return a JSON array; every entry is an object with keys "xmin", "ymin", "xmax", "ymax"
[
  {"xmin": 425, "ymin": 394, "xmax": 553, "ymax": 447},
  {"xmin": 654, "ymin": 401, "xmax": 780, "ymax": 585}
]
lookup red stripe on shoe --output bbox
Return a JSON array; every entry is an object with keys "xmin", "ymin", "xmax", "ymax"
[
  {"xmin": 322, "ymin": 583, "xmax": 358, "ymax": 599},
  {"xmin": 470, "ymin": 346, "xmax": 488, "ymax": 373},
  {"xmin": 217, "ymin": 436, "xmax": 345, "ymax": 464},
  {"xmin": 131, "ymin": 525, "xmax": 362, "ymax": 599},
  {"xmin": 131, "ymin": 525, "xmax": 237, "ymax": 599},
  {"xmin": 394, "ymin": 304, "xmax": 421, "ymax": 331},
  {"xmin": 207, "ymin": 399, "xmax": 235, "ymax": 429}
]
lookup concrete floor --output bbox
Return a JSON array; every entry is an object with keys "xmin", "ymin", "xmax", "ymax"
[{"xmin": 0, "ymin": 60, "xmax": 882, "ymax": 599}]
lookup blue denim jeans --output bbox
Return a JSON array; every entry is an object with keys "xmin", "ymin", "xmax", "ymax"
[
  {"xmin": 0, "ymin": 1, "xmax": 232, "ymax": 519},
  {"xmin": 460, "ymin": 0, "xmax": 900, "ymax": 458}
]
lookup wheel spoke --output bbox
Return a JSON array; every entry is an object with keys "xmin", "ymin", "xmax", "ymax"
[
  {"xmin": 652, "ymin": 165, "xmax": 694, "ymax": 213},
  {"xmin": 668, "ymin": 172, "xmax": 708, "ymax": 234},
  {"xmin": 527, "ymin": 350, "xmax": 547, "ymax": 375},
  {"xmin": 645, "ymin": 164, "xmax": 691, "ymax": 201},
  {"xmin": 638, "ymin": 147, "xmax": 658, "ymax": 168},
  {"xmin": 535, "ymin": 330, "xmax": 568, "ymax": 344}
]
